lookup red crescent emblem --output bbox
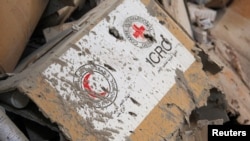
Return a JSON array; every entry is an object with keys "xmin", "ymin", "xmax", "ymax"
[{"xmin": 83, "ymin": 73, "xmax": 107, "ymax": 98}]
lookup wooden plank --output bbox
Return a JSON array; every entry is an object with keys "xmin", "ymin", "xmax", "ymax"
[
  {"xmin": 160, "ymin": 0, "xmax": 193, "ymax": 38},
  {"xmin": 230, "ymin": 0, "xmax": 250, "ymax": 19}
]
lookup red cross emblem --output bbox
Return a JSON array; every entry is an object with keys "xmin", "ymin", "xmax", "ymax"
[{"xmin": 132, "ymin": 24, "xmax": 145, "ymax": 38}]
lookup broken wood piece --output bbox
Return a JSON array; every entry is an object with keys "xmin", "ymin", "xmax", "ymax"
[{"xmin": 160, "ymin": 0, "xmax": 193, "ymax": 37}]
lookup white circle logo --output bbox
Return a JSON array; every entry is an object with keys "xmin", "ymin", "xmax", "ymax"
[
  {"xmin": 74, "ymin": 64, "xmax": 118, "ymax": 108},
  {"xmin": 123, "ymin": 15, "xmax": 155, "ymax": 48}
]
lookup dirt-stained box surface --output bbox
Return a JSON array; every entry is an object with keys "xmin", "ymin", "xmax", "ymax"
[{"xmin": 0, "ymin": 0, "xmax": 209, "ymax": 140}]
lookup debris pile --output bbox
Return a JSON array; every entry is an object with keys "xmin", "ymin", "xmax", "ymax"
[
  {"xmin": 159, "ymin": 0, "xmax": 250, "ymax": 140},
  {"xmin": 0, "ymin": 0, "xmax": 249, "ymax": 140}
]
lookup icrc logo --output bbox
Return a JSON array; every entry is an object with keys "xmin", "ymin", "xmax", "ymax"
[
  {"xmin": 123, "ymin": 15, "xmax": 155, "ymax": 48},
  {"xmin": 74, "ymin": 63, "xmax": 118, "ymax": 108}
]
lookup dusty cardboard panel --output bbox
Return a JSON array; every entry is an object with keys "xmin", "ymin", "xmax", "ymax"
[
  {"xmin": 130, "ymin": 61, "xmax": 209, "ymax": 141},
  {"xmin": 19, "ymin": 76, "xmax": 99, "ymax": 141},
  {"xmin": 147, "ymin": 2, "xmax": 194, "ymax": 52},
  {"xmin": 41, "ymin": 0, "xmax": 195, "ymax": 140}
]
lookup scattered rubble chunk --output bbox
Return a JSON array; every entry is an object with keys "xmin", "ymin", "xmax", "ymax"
[
  {"xmin": 187, "ymin": 2, "xmax": 217, "ymax": 23},
  {"xmin": 192, "ymin": 26, "xmax": 209, "ymax": 44},
  {"xmin": 197, "ymin": 18, "xmax": 214, "ymax": 30},
  {"xmin": 188, "ymin": 2, "xmax": 217, "ymax": 44}
]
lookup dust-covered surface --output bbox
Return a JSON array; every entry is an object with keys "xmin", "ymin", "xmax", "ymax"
[
  {"xmin": 1, "ymin": 0, "xmax": 209, "ymax": 140},
  {"xmin": 203, "ymin": 0, "xmax": 250, "ymax": 125},
  {"xmin": 171, "ymin": 0, "xmax": 250, "ymax": 140},
  {"xmin": 38, "ymin": 0, "xmax": 201, "ymax": 140},
  {"xmin": 0, "ymin": 0, "xmax": 249, "ymax": 141}
]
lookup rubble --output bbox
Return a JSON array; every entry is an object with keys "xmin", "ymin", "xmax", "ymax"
[
  {"xmin": 0, "ymin": 0, "xmax": 249, "ymax": 140},
  {"xmin": 160, "ymin": 0, "xmax": 250, "ymax": 140},
  {"xmin": 187, "ymin": 2, "xmax": 217, "ymax": 23},
  {"xmin": 187, "ymin": 2, "xmax": 217, "ymax": 45}
]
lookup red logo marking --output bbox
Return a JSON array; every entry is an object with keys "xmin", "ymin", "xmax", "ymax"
[
  {"xmin": 83, "ymin": 73, "xmax": 107, "ymax": 98},
  {"xmin": 132, "ymin": 24, "xmax": 145, "ymax": 38}
]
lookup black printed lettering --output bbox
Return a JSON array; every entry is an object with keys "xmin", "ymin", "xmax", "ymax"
[{"xmin": 154, "ymin": 46, "xmax": 167, "ymax": 58}]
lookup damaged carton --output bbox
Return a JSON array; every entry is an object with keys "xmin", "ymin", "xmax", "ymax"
[{"xmin": 0, "ymin": 0, "xmax": 210, "ymax": 140}]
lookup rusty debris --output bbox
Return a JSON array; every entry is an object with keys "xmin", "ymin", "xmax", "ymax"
[{"xmin": 0, "ymin": 0, "xmax": 249, "ymax": 141}]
